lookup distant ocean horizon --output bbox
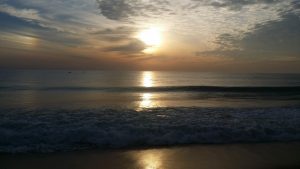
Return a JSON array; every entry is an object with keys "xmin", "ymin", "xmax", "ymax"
[{"xmin": 0, "ymin": 70, "xmax": 299, "ymax": 153}]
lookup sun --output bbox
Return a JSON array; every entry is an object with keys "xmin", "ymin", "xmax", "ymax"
[{"xmin": 138, "ymin": 27, "xmax": 162, "ymax": 46}]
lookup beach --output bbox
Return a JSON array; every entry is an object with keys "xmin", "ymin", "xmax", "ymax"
[{"xmin": 1, "ymin": 142, "xmax": 299, "ymax": 169}]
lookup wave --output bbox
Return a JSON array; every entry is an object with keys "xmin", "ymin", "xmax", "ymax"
[
  {"xmin": 0, "ymin": 107, "xmax": 299, "ymax": 153},
  {"xmin": 1, "ymin": 86, "xmax": 300, "ymax": 93}
]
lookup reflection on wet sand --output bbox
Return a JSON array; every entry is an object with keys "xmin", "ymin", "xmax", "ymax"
[
  {"xmin": 1, "ymin": 143, "xmax": 300, "ymax": 169},
  {"xmin": 136, "ymin": 150, "xmax": 163, "ymax": 169}
]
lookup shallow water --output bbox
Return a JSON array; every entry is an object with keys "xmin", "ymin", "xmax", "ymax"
[{"xmin": 1, "ymin": 143, "xmax": 300, "ymax": 169}]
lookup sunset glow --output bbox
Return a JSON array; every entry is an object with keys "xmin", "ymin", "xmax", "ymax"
[
  {"xmin": 138, "ymin": 27, "xmax": 162, "ymax": 46},
  {"xmin": 0, "ymin": 0, "xmax": 299, "ymax": 72}
]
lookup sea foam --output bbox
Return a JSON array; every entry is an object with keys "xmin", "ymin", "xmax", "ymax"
[{"xmin": 0, "ymin": 107, "xmax": 299, "ymax": 153}]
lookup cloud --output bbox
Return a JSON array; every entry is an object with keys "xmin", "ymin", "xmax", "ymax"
[
  {"xmin": 96, "ymin": 0, "xmax": 171, "ymax": 21},
  {"xmin": 0, "ymin": 0, "xmax": 108, "ymax": 33},
  {"xmin": 0, "ymin": 12, "xmax": 84, "ymax": 53},
  {"xmin": 96, "ymin": 0, "xmax": 135, "ymax": 20},
  {"xmin": 91, "ymin": 26, "xmax": 148, "ymax": 55},
  {"xmin": 1, "ymin": 0, "xmax": 299, "ymax": 71},
  {"xmin": 95, "ymin": 0, "xmax": 287, "ymax": 22},
  {"xmin": 0, "ymin": 4, "xmax": 41, "ymax": 21},
  {"xmin": 191, "ymin": 0, "xmax": 284, "ymax": 10},
  {"xmin": 92, "ymin": 26, "xmax": 137, "ymax": 42},
  {"xmin": 0, "ymin": 3, "xmax": 69, "ymax": 33},
  {"xmin": 104, "ymin": 39, "xmax": 146, "ymax": 54},
  {"xmin": 197, "ymin": 11, "xmax": 300, "ymax": 60}
]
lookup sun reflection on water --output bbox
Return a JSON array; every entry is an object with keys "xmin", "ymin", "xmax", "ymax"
[
  {"xmin": 142, "ymin": 71, "xmax": 153, "ymax": 87},
  {"xmin": 138, "ymin": 151, "xmax": 163, "ymax": 169},
  {"xmin": 138, "ymin": 72, "xmax": 157, "ymax": 109},
  {"xmin": 140, "ymin": 93, "xmax": 153, "ymax": 108}
]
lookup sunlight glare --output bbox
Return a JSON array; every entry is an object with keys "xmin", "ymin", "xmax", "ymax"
[
  {"xmin": 138, "ymin": 151, "xmax": 163, "ymax": 169},
  {"xmin": 138, "ymin": 27, "xmax": 162, "ymax": 46},
  {"xmin": 142, "ymin": 71, "xmax": 153, "ymax": 87},
  {"xmin": 140, "ymin": 93, "xmax": 153, "ymax": 108},
  {"xmin": 138, "ymin": 72, "xmax": 156, "ymax": 109}
]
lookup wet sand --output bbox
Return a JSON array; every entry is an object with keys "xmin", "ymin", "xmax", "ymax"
[{"xmin": 1, "ymin": 142, "xmax": 299, "ymax": 169}]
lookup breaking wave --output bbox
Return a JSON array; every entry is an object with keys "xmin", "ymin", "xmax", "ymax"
[{"xmin": 0, "ymin": 107, "xmax": 299, "ymax": 153}]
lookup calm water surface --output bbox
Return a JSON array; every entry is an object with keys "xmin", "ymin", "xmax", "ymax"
[{"xmin": 0, "ymin": 70, "xmax": 300, "ymax": 109}]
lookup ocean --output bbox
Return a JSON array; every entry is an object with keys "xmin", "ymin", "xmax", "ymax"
[{"xmin": 0, "ymin": 70, "xmax": 299, "ymax": 153}]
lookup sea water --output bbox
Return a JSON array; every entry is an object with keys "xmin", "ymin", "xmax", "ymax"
[{"xmin": 0, "ymin": 70, "xmax": 299, "ymax": 153}]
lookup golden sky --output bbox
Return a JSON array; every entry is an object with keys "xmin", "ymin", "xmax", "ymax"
[{"xmin": 0, "ymin": 0, "xmax": 300, "ymax": 72}]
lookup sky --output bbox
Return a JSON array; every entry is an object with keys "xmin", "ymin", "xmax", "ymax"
[{"xmin": 0, "ymin": 0, "xmax": 300, "ymax": 72}]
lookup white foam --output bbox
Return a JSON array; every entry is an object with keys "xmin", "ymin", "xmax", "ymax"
[{"xmin": 0, "ymin": 107, "xmax": 299, "ymax": 153}]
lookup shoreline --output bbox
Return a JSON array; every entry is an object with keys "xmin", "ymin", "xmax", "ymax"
[{"xmin": 1, "ymin": 142, "xmax": 299, "ymax": 169}]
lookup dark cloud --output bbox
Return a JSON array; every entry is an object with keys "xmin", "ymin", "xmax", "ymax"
[
  {"xmin": 93, "ymin": 26, "xmax": 136, "ymax": 35},
  {"xmin": 198, "ymin": 12, "xmax": 300, "ymax": 60},
  {"xmin": 96, "ymin": 0, "xmax": 170, "ymax": 20},
  {"xmin": 96, "ymin": 0, "xmax": 285, "ymax": 20},
  {"xmin": 238, "ymin": 13, "xmax": 300, "ymax": 57},
  {"xmin": 191, "ymin": 0, "xmax": 284, "ymax": 10},
  {"xmin": 92, "ymin": 26, "xmax": 137, "ymax": 42},
  {"xmin": 96, "ymin": 0, "xmax": 135, "ymax": 20},
  {"xmin": 291, "ymin": 0, "xmax": 300, "ymax": 9},
  {"xmin": 104, "ymin": 39, "xmax": 146, "ymax": 54}
]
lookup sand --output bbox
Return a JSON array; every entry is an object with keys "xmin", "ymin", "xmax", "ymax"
[{"xmin": 0, "ymin": 142, "xmax": 299, "ymax": 169}]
